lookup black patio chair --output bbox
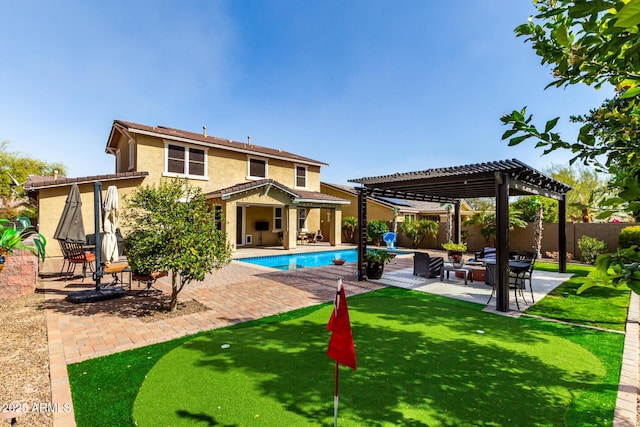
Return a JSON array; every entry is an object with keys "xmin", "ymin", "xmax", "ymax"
[{"xmin": 413, "ymin": 252, "xmax": 444, "ymax": 279}]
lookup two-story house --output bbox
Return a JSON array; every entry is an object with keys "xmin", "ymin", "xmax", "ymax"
[{"xmin": 26, "ymin": 120, "xmax": 349, "ymax": 257}]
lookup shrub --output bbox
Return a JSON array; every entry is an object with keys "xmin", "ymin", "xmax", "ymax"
[
  {"xmin": 399, "ymin": 219, "xmax": 438, "ymax": 248},
  {"xmin": 578, "ymin": 235, "xmax": 608, "ymax": 264},
  {"xmin": 342, "ymin": 216, "xmax": 358, "ymax": 243},
  {"xmin": 619, "ymin": 226, "xmax": 640, "ymax": 249},
  {"xmin": 367, "ymin": 219, "xmax": 389, "ymax": 246}
]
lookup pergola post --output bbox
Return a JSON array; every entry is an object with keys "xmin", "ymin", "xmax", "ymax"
[
  {"xmin": 495, "ymin": 173, "xmax": 510, "ymax": 312},
  {"xmin": 558, "ymin": 194, "xmax": 567, "ymax": 273},
  {"xmin": 356, "ymin": 187, "xmax": 368, "ymax": 281},
  {"xmin": 453, "ymin": 200, "xmax": 461, "ymax": 244}
]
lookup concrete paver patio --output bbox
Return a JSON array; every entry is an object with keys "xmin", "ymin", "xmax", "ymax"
[{"xmin": 37, "ymin": 250, "xmax": 637, "ymax": 427}]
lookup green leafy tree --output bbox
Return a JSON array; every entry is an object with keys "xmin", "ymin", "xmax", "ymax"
[
  {"xmin": 366, "ymin": 219, "xmax": 389, "ymax": 246},
  {"xmin": 463, "ymin": 208, "xmax": 527, "ymax": 246},
  {"xmin": 500, "ymin": 0, "xmax": 640, "ymax": 292},
  {"xmin": 124, "ymin": 179, "xmax": 232, "ymax": 311},
  {"xmin": 0, "ymin": 141, "xmax": 67, "ymax": 198},
  {"xmin": 545, "ymin": 164, "xmax": 610, "ymax": 222},
  {"xmin": 501, "ymin": 1, "xmax": 640, "ymax": 217},
  {"xmin": 510, "ymin": 196, "xmax": 558, "ymax": 223},
  {"xmin": 399, "ymin": 218, "xmax": 438, "ymax": 249},
  {"xmin": 342, "ymin": 216, "xmax": 358, "ymax": 243}
]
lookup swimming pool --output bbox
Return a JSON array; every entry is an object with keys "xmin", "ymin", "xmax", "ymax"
[{"xmin": 237, "ymin": 249, "xmax": 407, "ymax": 270}]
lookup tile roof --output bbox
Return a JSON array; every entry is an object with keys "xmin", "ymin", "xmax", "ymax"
[
  {"xmin": 321, "ymin": 182, "xmax": 472, "ymax": 213},
  {"xmin": 110, "ymin": 120, "xmax": 328, "ymax": 167},
  {"xmin": 207, "ymin": 179, "xmax": 349, "ymax": 205},
  {"xmin": 25, "ymin": 171, "xmax": 149, "ymax": 190}
]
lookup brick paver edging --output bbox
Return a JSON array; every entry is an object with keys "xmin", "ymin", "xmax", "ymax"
[{"xmin": 613, "ymin": 291, "xmax": 639, "ymax": 427}]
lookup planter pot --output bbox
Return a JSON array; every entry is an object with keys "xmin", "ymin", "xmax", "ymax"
[
  {"xmin": 366, "ymin": 262, "xmax": 385, "ymax": 280},
  {"xmin": 332, "ymin": 259, "xmax": 346, "ymax": 265},
  {"xmin": 448, "ymin": 250, "xmax": 464, "ymax": 267}
]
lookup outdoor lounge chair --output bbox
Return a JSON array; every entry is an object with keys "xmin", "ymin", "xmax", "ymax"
[
  {"xmin": 474, "ymin": 247, "xmax": 496, "ymax": 261},
  {"xmin": 413, "ymin": 252, "xmax": 444, "ymax": 278},
  {"xmin": 59, "ymin": 240, "xmax": 96, "ymax": 281}
]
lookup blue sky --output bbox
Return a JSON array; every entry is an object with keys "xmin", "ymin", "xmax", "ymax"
[{"xmin": 0, "ymin": 1, "xmax": 613, "ymax": 185}]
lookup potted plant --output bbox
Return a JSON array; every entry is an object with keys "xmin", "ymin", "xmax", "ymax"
[
  {"xmin": 0, "ymin": 219, "xmax": 46, "ymax": 274},
  {"xmin": 441, "ymin": 241, "xmax": 467, "ymax": 268},
  {"xmin": 364, "ymin": 249, "xmax": 394, "ymax": 279}
]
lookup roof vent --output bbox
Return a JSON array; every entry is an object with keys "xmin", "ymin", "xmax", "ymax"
[
  {"xmin": 247, "ymin": 135, "xmax": 251, "ymax": 146},
  {"xmin": 203, "ymin": 126, "xmax": 207, "ymax": 137}
]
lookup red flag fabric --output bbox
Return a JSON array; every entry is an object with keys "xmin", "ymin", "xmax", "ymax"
[{"xmin": 327, "ymin": 284, "xmax": 357, "ymax": 370}]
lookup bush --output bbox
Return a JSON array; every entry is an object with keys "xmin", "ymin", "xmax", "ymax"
[
  {"xmin": 399, "ymin": 219, "xmax": 438, "ymax": 248},
  {"xmin": 578, "ymin": 235, "xmax": 608, "ymax": 264},
  {"xmin": 367, "ymin": 219, "xmax": 389, "ymax": 246},
  {"xmin": 619, "ymin": 225, "xmax": 640, "ymax": 249}
]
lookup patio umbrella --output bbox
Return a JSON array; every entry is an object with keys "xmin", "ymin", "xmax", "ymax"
[
  {"xmin": 53, "ymin": 183, "xmax": 86, "ymax": 243},
  {"xmin": 101, "ymin": 185, "xmax": 119, "ymax": 264}
]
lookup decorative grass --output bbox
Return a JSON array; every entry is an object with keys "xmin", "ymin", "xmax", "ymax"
[
  {"xmin": 527, "ymin": 262, "xmax": 630, "ymax": 331},
  {"xmin": 69, "ymin": 287, "xmax": 624, "ymax": 426}
]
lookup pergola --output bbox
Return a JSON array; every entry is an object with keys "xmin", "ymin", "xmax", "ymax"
[{"xmin": 349, "ymin": 159, "xmax": 572, "ymax": 312}]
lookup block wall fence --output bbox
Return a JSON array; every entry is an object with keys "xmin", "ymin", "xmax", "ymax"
[{"xmin": 392, "ymin": 222, "xmax": 639, "ymax": 260}]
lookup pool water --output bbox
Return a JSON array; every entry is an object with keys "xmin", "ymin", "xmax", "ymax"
[{"xmin": 237, "ymin": 249, "xmax": 407, "ymax": 270}]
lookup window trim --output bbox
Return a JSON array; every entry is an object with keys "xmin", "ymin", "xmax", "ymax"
[
  {"xmin": 273, "ymin": 207, "xmax": 283, "ymax": 232},
  {"xmin": 294, "ymin": 164, "xmax": 308, "ymax": 189},
  {"xmin": 247, "ymin": 156, "xmax": 268, "ymax": 180},
  {"xmin": 163, "ymin": 141, "xmax": 209, "ymax": 180},
  {"xmin": 115, "ymin": 150, "xmax": 121, "ymax": 173},
  {"xmin": 128, "ymin": 141, "xmax": 135, "ymax": 171},
  {"xmin": 298, "ymin": 208, "xmax": 307, "ymax": 231}
]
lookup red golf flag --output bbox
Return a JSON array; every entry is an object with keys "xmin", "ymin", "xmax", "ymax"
[{"xmin": 327, "ymin": 282, "xmax": 357, "ymax": 370}]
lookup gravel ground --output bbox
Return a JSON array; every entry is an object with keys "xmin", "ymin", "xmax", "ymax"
[
  {"xmin": 0, "ymin": 293, "xmax": 52, "ymax": 427},
  {"xmin": 0, "ymin": 288, "xmax": 205, "ymax": 427}
]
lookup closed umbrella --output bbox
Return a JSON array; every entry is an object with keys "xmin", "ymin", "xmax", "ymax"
[
  {"xmin": 101, "ymin": 185, "xmax": 119, "ymax": 264},
  {"xmin": 54, "ymin": 183, "xmax": 86, "ymax": 243}
]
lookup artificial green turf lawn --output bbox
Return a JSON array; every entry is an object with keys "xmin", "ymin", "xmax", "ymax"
[
  {"xmin": 124, "ymin": 288, "xmax": 619, "ymax": 427},
  {"xmin": 527, "ymin": 262, "xmax": 630, "ymax": 331}
]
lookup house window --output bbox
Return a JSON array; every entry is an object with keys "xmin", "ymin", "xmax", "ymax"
[
  {"xmin": 422, "ymin": 215, "xmax": 440, "ymax": 222},
  {"xmin": 248, "ymin": 158, "xmax": 267, "ymax": 179},
  {"xmin": 274, "ymin": 207, "xmax": 283, "ymax": 231},
  {"xmin": 295, "ymin": 165, "xmax": 307, "ymax": 188},
  {"xmin": 298, "ymin": 208, "xmax": 307, "ymax": 231},
  {"xmin": 405, "ymin": 214, "xmax": 416, "ymax": 221},
  {"xmin": 165, "ymin": 143, "xmax": 207, "ymax": 178},
  {"xmin": 128, "ymin": 141, "xmax": 135, "ymax": 170},
  {"xmin": 214, "ymin": 205, "xmax": 222, "ymax": 231}
]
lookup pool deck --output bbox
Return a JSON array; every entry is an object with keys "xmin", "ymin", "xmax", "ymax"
[{"xmin": 38, "ymin": 245, "xmax": 638, "ymax": 427}]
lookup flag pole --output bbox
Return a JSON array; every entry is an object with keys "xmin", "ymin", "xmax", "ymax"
[
  {"xmin": 334, "ymin": 360, "xmax": 339, "ymax": 427},
  {"xmin": 334, "ymin": 278, "xmax": 341, "ymax": 427}
]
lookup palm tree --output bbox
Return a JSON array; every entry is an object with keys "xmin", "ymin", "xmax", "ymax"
[{"xmin": 463, "ymin": 208, "xmax": 526, "ymax": 246}]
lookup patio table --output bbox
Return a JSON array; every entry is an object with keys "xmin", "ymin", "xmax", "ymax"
[{"xmin": 440, "ymin": 263, "xmax": 473, "ymax": 285}]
